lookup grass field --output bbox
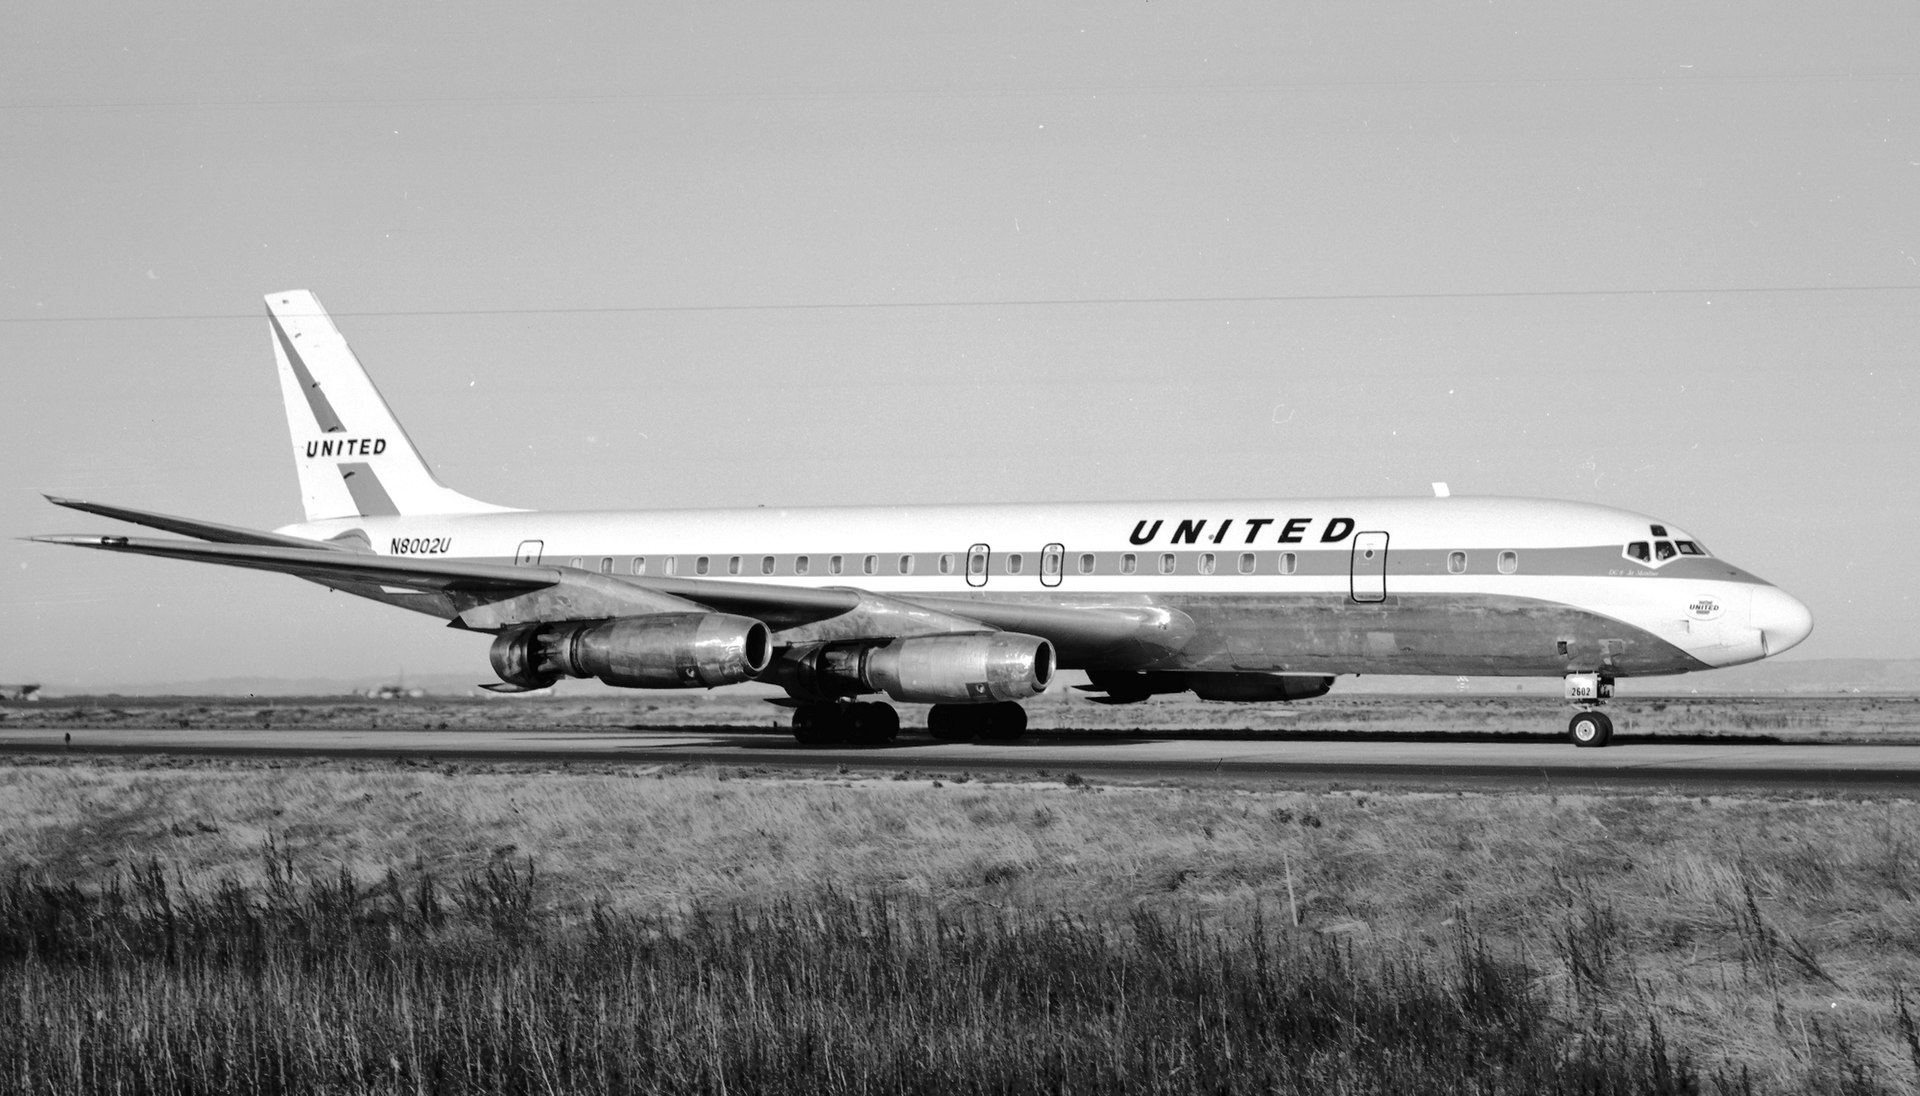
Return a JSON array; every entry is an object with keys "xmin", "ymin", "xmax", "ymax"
[{"xmin": 4, "ymin": 708, "xmax": 1920, "ymax": 1094}]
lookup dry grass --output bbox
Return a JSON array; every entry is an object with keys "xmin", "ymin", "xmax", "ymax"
[{"xmin": 1, "ymin": 756, "xmax": 1919, "ymax": 1091}]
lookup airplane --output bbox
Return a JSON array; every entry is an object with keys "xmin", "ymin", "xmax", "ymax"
[{"xmin": 33, "ymin": 290, "xmax": 1814, "ymax": 748}]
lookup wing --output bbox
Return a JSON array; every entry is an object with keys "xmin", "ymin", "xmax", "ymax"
[
  {"xmin": 34, "ymin": 501, "xmax": 1190, "ymax": 663},
  {"xmin": 30, "ymin": 533, "xmax": 862, "ymax": 629},
  {"xmin": 43, "ymin": 495, "xmax": 359, "ymax": 551}
]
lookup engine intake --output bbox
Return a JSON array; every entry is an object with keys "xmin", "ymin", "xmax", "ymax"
[
  {"xmin": 489, "ymin": 613, "xmax": 771, "ymax": 691},
  {"xmin": 780, "ymin": 632, "xmax": 1054, "ymax": 704}
]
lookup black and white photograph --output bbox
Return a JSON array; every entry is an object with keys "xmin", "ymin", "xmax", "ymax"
[{"xmin": 3, "ymin": 2, "xmax": 1918, "ymax": 1091}]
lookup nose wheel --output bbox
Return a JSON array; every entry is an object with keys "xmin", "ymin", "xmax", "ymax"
[
  {"xmin": 1567, "ymin": 710, "xmax": 1614, "ymax": 748},
  {"xmin": 1563, "ymin": 672, "xmax": 1617, "ymax": 747}
]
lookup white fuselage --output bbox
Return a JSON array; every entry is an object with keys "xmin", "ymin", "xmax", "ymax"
[{"xmin": 283, "ymin": 494, "xmax": 1812, "ymax": 679}]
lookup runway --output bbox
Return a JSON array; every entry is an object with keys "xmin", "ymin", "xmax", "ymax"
[{"xmin": 5, "ymin": 726, "xmax": 1919, "ymax": 792}]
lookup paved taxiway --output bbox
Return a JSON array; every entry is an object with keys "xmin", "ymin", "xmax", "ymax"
[{"xmin": 4, "ymin": 727, "xmax": 1919, "ymax": 791}]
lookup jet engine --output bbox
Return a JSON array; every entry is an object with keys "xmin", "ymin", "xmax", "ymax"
[
  {"xmin": 777, "ymin": 632, "xmax": 1055, "ymax": 704},
  {"xmin": 489, "ymin": 613, "xmax": 771, "ymax": 691}
]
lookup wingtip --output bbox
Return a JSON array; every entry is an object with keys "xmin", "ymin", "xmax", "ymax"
[{"xmin": 28, "ymin": 534, "xmax": 128, "ymax": 547}]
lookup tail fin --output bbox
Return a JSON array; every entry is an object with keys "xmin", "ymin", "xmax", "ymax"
[{"xmin": 267, "ymin": 290, "xmax": 518, "ymax": 520}]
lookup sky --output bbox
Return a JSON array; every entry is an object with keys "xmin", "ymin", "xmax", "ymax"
[{"xmin": 3, "ymin": 2, "xmax": 1916, "ymax": 687}]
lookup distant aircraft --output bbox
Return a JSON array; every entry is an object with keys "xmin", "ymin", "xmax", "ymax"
[{"xmin": 36, "ymin": 291, "xmax": 1813, "ymax": 747}]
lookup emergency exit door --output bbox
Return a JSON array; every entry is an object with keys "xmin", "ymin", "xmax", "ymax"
[{"xmin": 1350, "ymin": 531, "xmax": 1388, "ymax": 602}]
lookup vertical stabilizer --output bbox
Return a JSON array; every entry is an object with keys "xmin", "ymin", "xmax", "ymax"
[{"xmin": 266, "ymin": 290, "xmax": 518, "ymax": 520}]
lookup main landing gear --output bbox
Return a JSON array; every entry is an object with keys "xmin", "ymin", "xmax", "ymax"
[
  {"xmin": 926, "ymin": 702, "xmax": 1028, "ymax": 742},
  {"xmin": 791, "ymin": 701, "xmax": 899, "ymax": 747},
  {"xmin": 1564, "ymin": 673, "xmax": 1616, "ymax": 748},
  {"xmin": 787, "ymin": 701, "xmax": 1029, "ymax": 746}
]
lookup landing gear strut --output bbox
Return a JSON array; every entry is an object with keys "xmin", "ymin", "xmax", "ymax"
[
  {"xmin": 1563, "ymin": 673, "xmax": 1616, "ymax": 748},
  {"xmin": 790, "ymin": 701, "xmax": 900, "ymax": 747}
]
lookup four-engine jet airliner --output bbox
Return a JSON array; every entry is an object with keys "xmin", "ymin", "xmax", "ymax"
[{"xmin": 35, "ymin": 291, "xmax": 1814, "ymax": 747}]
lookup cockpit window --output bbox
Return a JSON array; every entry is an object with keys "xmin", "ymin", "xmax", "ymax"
[{"xmin": 1627, "ymin": 531, "xmax": 1710, "ymax": 567}]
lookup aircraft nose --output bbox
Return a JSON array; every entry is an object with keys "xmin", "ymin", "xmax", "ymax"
[{"xmin": 1750, "ymin": 585, "xmax": 1813, "ymax": 657}]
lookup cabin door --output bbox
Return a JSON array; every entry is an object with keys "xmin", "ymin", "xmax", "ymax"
[{"xmin": 1350, "ymin": 531, "xmax": 1388, "ymax": 603}]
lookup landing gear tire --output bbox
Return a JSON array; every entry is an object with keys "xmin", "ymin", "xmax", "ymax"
[
  {"xmin": 793, "ymin": 701, "xmax": 900, "ymax": 747},
  {"xmin": 926, "ymin": 705, "xmax": 975, "ymax": 742},
  {"xmin": 849, "ymin": 702, "xmax": 900, "ymax": 746},
  {"xmin": 977, "ymin": 702, "xmax": 1028, "ymax": 742},
  {"xmin": 1568, "ymin": 711, "xmax": 1614, "ymax": 748},
  {"xmin": 792, "ymin": 703, "xmax": 841, "ymax": 746},
  {"xmin": 926, "ymin": 702, "xmax": 1028, "ymax": 742}
]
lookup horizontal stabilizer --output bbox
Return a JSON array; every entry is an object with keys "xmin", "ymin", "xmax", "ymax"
[
  {"xmin": 43, "ymin": 496, "xmax": 352, "ymax": 552},
  {"xmin": 30, "ymin": 535, "xmax": 557, "ymax": 594}
]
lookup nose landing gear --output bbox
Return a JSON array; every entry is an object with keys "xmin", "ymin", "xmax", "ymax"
[
  {"xmin": 1568, "ymin": 710, "xmax": 1614, "ymax": 748},
  {"xmin": 1564, "ymin": 673, "xmax": 1616, "ymax": 747}
]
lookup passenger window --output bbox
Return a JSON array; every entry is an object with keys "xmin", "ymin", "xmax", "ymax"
[
  {"xmin": 1198, "ymin": 553, "xmax": 1216, "ymax": 575},
  {"xmin": 898, "ymin": 554, "xmax": 914, "ymax": 575},
  {"xmin": 1626, "ymin": 542, "xmax": 1650, "ymax": 562},
  {"xmin": 569, "ymin": 557, "xmax": 582, "ymax": 568},
  {"xmin": 1676, "ymin": 540, "xmax": 1704, "ymax": 556},
  {"xmin": 599, "ymin": 557, "xmax": 613, "ymax": 574},
  {"xmin": 1159, "ymin": 553, "xmax": 1176, "ymax": 575},
  {"xmin": 661, "ymin": 557, "xmax": 678, "ymax": 576},
  {"xmin": 1279, "ymin": 552, "xmax": 1297, "ymax": 576},
  {"xmin": 727, "ymin": 556, "xmax": 742, "ymax": 576},
  {"xmin": 1007, "ymin": 553, "xmax": 1024, "ymax": 574},
  {"xmin": 939, "ymin": 553, "xmax": 955, "ymax": 575},
  {"xmin": 631, "ymin": 557, "xmax": 646, "ymax": 575},
  {"xmin": 828, "ymin": 555, "xmax": 843, "ymax": 575},
  {"xmin": 1654, "ymin": 541, "xmax": 1676, "ymax": 561},
  {"xmin": 695, "ymin": 556, "xmax": 711, "ymax": 575},
  {"xmin": 863, "ymin": 554, "xmax": 878, "ymax": 575},
  {"xmin": 1078, "ymin": 553, "xmax": 1096, "ymax": 575},
  {"xmin": 1497, "ymin": 551, "xmax": 1519, "ymax": 574},
  {"xmin": 969, "ymin": 551, "xmax": 986, "ymax": 576},
  {"xmin": 1448, "ymin": 551, "xmax": 1466, "ymax": 574},
  {"xmin": 1238, "ymin": 552, "xmax": 1255, "ymax": 574},
  {"xmin": 794, "ymin": 555, "xmax": 809, "ymax": 576},
  {"xmin": 1121, "ymin": 553, "xmax": 1137, "ymax": 575},
  {"xmin": 761, "ymin": 556, "xmax": 776, "ymax": 575}
]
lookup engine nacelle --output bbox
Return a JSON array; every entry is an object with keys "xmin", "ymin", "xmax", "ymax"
[
  {"xmin": 489, "ymin": 613, "xmax": 772, "ymax": 691},
  {"xmin": 778, "ymin": 632, "xmax": 1054, "ymax": 704}
]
